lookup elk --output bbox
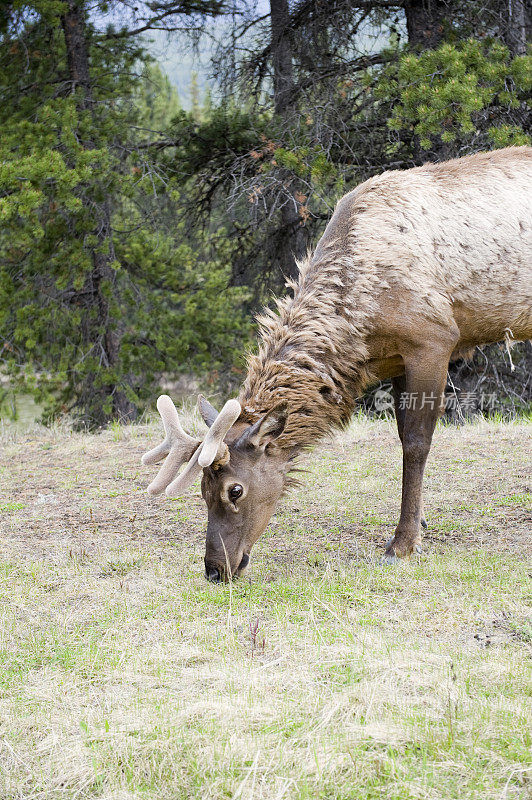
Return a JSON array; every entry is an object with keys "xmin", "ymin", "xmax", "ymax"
[{"xmin": 142, "ymin": 147, "xmax": 532, "ymax": 582}]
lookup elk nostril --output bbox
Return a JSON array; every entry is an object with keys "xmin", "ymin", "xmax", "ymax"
[
  {"xmin": 238, "ymin": 553, "xmax": 249, "ymax": 570},
  {"xmin": 205, "ymin": 560, "xmax": 222, "ymax": 583},
  {"xmin": 206, "ymin": 566, "xmax": 221, "ymax": 583}
]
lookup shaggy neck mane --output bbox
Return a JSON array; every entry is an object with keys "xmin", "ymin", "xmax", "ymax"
[{"xmin": 238, "ymin": 243, "xmax": 374, "ymax": 451}]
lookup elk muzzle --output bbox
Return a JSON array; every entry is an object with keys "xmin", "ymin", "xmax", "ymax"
[{"xmin": 204, "ymin": 539, "xmax": 250, "ymax": 583}]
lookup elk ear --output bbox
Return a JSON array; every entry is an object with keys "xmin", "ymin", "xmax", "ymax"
[
  {"xmin": 198, "ymin": 394, "xmax": 219, "ymax": 428},
  {"xmin": 237, "ymin": 403, "xmax": 288, "ymax": 451}
]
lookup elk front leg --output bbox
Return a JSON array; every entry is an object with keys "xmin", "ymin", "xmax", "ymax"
[
  {"xmin": 386, "ymin": 347, "xmax": 452, "ymax": 560},
  {"xmin": 392, "ymin": 374, "xmax": 427, "ymax": 530}
]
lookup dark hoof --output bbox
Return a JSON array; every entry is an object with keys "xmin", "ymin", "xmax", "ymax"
[
  {"xmin": 414, "ymin": 544, "xmax": 423, "ymax": 555},
  {"xmin": 421, "ymin": 518, "xmax": 428, "ymax": 530},
  {"xmin": 384, "ymin": 533, "xmax": 422, "ymax": 560}
]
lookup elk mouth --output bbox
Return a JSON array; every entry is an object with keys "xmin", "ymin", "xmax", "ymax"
[
  {"xmin": 205, "ymin": 564, "xmax": 222, "ymax": 583},
  {"xmin": 204, "ymin": 553, "xmax": 250, "ymax": 583}
]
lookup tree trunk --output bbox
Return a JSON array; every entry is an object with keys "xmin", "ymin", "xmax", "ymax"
[
  {"xmin": 404, "ymin": 0, "xmax": 447, "ymax": 48},
  {"xmin": 404, "ymin": 0, "xmax": 451, "ymax": 162},
  {"xmin": 61, "ymin": 1, "xmax": 91, "ymax": 97},
  {"xmin": 271, "ymin": 0, "xmax": 293, "ymax": 115},
  {"xmin": 502, "ymin": 0, "xmax": 527, "ymax": 55},
  {"xmin": 270, "ymin": 0, "xmax": 310, "ymax": 282},
  {"xmin": 61, "ymin": 1, "xmax": 136, "ymax": 426},
  {"xmin": 526, "ymin": 0, "xmax": 532, "ymax": 42}
]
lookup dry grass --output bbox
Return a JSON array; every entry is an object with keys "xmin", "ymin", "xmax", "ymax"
[{"xmin": 0, "ymin": 414, "xmax": 530, "ymax": 799}]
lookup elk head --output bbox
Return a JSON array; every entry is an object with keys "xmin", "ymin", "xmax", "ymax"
[{"xmin": 142, "ymin": 394, "xmax": 291, "ymax": 582}]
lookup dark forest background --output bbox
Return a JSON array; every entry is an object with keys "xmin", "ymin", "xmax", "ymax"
[{"xmin": 0, "ymin": 0, "xmax": 530, "ymax": 428}]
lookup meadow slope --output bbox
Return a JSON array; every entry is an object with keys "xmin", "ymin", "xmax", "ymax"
[{"xmin": 0, "ymin": 415, "xmax": 530, "ymax": 799}]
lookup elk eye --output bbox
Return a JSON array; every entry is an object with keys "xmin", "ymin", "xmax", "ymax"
[{"xmin": 229, "ymin": 484, "xmax": 243, "ymax": 501}]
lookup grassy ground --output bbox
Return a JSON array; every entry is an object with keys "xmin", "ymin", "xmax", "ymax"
[{"xmin": 0, "ymin": 413, "xmax": 530, "ymax": 800}]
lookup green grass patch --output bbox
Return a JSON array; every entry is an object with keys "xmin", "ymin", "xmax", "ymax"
[{"xmin": 0, "ymin": 417, "xmax": 530, "ymax": 798}]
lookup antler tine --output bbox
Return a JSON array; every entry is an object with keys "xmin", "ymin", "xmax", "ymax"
[
  {"xmin": 198, "ymin": 399, "xmax": 241, "ymax": 467},
  {"xmin": 142, "ymin": 396, "xmax": 178, "ymax": 465},
  {"xmin": 141, "ymin": 395, "xmax": 201, "ymax": 496},
  {"xmin": 165, "ymin": 447, "xmax": 203, "ymax": 497}
]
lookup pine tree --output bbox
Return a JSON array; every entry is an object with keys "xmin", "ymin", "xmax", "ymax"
[{"xmin": 0, "ymin": 1, "xmax": 249, "ymax": 427}]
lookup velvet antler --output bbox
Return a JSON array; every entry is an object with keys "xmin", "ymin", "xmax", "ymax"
[{"xmin": 141, "ymin": 395, "xmax": 241, "ymax": 497}]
